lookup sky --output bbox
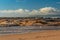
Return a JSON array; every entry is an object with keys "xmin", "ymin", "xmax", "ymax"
[{"xmin": 0, "ymin": 0, "xmax": 60, "ymax": 17}]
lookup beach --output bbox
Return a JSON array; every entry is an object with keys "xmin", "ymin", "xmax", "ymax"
[{"xmin": 0, "ymin": 30, "xmax": 60, "ymax": 40}]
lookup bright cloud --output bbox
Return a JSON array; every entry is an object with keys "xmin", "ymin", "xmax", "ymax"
[
  {"xmin": 0, "ymin": 7, "xmax": 59, "ymax": 17},
  {"xmin": 39, "ymin": 7, "xmax": 57, "ymax": 14}
]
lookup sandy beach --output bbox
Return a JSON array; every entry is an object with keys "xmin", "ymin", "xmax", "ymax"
[{"xmin": 0, "ymin": 30, "xmax": 60, "ymax": 40}]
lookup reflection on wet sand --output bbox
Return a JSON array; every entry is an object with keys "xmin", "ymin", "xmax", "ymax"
[{"xmin": 0, "ymin": 30, "xmax": 60, "ymax": 40}]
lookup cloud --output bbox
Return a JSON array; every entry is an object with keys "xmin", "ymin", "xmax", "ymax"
[
  {"xmin": 30, "ymin": 7, "xmax": 59, "ymax": 15},
  {"xmin": 0, "ymin": 9, "xmax": 30, "ymax": 17},
  {"xmin": 39, "ymin": 7, "xmax": 57, "ymax": 14},
  {"xmin": 30, "ymin": 10, "xmax": 38, "ymax": 15},
  {"xmin": 0, "ymin": 7, "xmax": 59, "ymax": 17},
  {"xmin": 16, "ymin": 9, "xmax": 24, "ymax": 13}
]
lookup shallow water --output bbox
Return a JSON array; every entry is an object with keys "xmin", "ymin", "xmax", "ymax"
[{"xmin": 0, "ymin": 26, "xmax": 60, "ymax": 35}]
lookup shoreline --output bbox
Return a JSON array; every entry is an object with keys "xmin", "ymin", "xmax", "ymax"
[{"xmin": 0, "ymin": 30, "xmax": 60, "ymax": 40}]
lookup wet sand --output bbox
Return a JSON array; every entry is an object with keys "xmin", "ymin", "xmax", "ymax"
[{"xmin": 0, "ymin": 30, "xmax": 60, "ymax": 40}]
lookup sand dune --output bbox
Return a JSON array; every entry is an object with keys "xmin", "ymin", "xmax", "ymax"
[{"xmin": 0, "ymin": 30, "xmax": 60, "ymax": 40}]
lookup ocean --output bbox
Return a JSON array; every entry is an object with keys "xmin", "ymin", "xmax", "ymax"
[{"xmin": 0, "ymin": 26, "xmax": 60, "ymax": 35}]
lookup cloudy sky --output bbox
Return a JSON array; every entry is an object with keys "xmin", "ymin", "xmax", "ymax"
[{"xmin": 0, "ymin": 0, "xmax": 60, "ymax": 17}]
